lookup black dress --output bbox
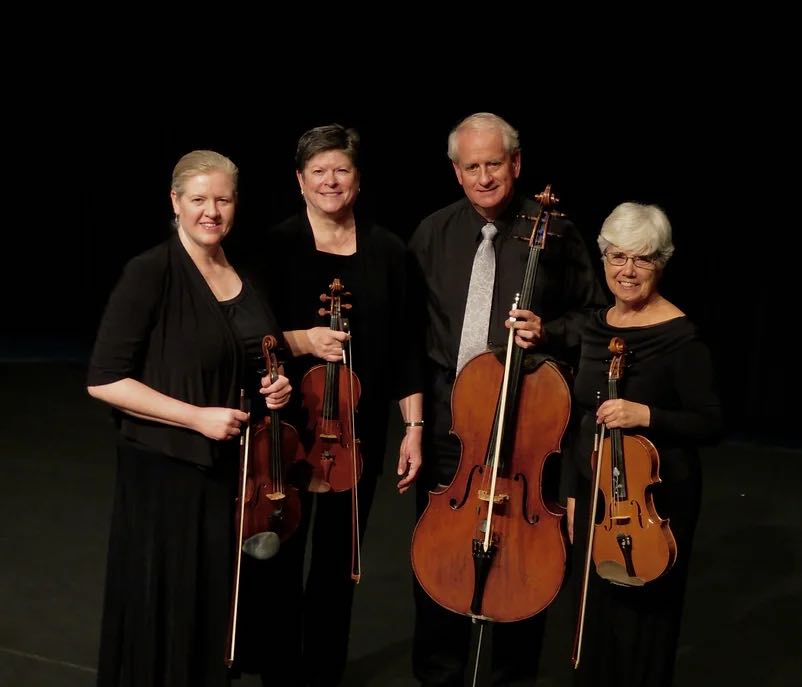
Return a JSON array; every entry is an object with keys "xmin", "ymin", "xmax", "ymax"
[
  {"xmin": 565, "ymin": 309, "xmax": 722, "ymax": 687},
  {"xmin": 238, "ymin": 211, "xmax": 421, "ymax": 686},
  {"xmin": 88, "ymin": 234, "xmax": 280, "ymax": 687}
]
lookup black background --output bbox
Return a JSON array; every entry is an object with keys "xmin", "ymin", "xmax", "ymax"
[{"xmin": 6, "ymin": 60, "xmax": 796, "ymax": 443}]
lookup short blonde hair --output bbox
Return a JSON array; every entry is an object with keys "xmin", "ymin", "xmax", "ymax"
[{"xmin": 171, "ymin": 150, "xmax": 238, "ymax": 196}]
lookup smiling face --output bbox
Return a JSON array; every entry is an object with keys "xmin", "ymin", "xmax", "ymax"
[
  {"xmin": 603, "ymin": 246, "xmax": 662, "ymax": 309},
  {"xmin": 297, "ymin": 149, "xmax": 360, "ymax": 221},
  {"xmin": 452, "ymin": 127, "xmax": 520, "ymax": 220},
  {"xmin": 171, "ymin": 170, "xmax": 236, "ymax": 250}
]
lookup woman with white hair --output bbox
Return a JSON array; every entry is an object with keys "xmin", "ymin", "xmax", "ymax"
[{"xmin": 564, "ymin": 202, "xmax": 722, "ymax": 686}]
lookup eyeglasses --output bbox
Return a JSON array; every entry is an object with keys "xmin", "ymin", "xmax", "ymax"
[{"xmin": 603, "ymin": 251, "xmax": 658, "ymax": 270}]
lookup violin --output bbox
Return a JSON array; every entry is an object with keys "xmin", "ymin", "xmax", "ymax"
[
  {"xmin": 592, "ymin": 336, "xmax": 677, "ymax": 585},
  {"xmin": 411, "ymin": 186, "xmax": 568, "ymax": 630},
  {"xmin": 572, "ymin": 336, "xmax": 677, "ymax": 667},
  {"xmin": 300, "ymin": 278, "xmax": 364, "ymax": 580},
  {"xmin": 300, "ymin": 278, "xmax": 363, "ymax": 492},
  {"xmin": 225, "ymin": 335, "xmax": 304, "ymax": 666}
]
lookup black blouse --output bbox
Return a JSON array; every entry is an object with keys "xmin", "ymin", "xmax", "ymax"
[
  {"xmin": 563, "ymin": 309, "xmax": 723, "ymax": 503},
  {"xmin": 244, "ymin": 211, "xmax": 422, "ymax": 472}
]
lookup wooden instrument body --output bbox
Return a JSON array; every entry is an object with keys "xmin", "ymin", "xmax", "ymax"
[{"xmin": 411, "ymin": 352, "xmax": 568, "ymax": 621}]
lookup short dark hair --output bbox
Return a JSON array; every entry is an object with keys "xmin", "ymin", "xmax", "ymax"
[{"xmin": 295, "ymin": 124, "xmax": 360, "ymax": 171}]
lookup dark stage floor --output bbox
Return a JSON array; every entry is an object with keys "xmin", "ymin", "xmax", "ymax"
[{"xmin": 1, "ymin": 360, "xmax": 800, "ymax": 686}]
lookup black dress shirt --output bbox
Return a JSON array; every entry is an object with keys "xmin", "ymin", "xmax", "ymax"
[{"xmin": 409, "ymin": 195, "xmax": 607, "ymax": 373}]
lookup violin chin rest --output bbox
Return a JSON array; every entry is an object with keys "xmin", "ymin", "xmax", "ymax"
[
  {"xmin": 243, "ymin": 531, "xmax": 280, "ymax": 560},
  {"xmin": 596, "ymin": 560, "xmax": 645, "ymax": 587},
  {"xmin": 308, "ymin": 477, "xmax": 331, "ymax": 493}
]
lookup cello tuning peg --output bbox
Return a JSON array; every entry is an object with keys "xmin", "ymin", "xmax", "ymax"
[
  {"xmin": 342, "ymin": 303, "xmax": 353, "ymax": 310},
  {"xmin": 319, "ymin": 293, "xmax": 330, "ymax": 303},
  {"xmin": 318, "ymin": 307, "xmax": 330, "ymax": 317}
]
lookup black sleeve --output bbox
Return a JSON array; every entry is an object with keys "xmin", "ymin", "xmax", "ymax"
[
  {"xmin": 87, "ymin": 254, "xmax": 164, "ymax": 386},
  {"xmin": 650, "ymin": 339, "xmax": 723, "ymax": 443}
]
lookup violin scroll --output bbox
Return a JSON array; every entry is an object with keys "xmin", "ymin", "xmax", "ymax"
[{"xmin": 607, "ymin": 337, "xmax": 626, "ymax": 381}]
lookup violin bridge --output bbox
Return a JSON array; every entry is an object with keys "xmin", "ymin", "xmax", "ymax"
[
  {"xmin": 266, "ymin": 492, "xmax": 286, "ymax": 501},
  {"xmin": 610, "ymin": 515, "xmax": 631, "ymax": 523},
  {"xmin": 477, "ymin": 490, "xmax": 509, "ymax": 504}
]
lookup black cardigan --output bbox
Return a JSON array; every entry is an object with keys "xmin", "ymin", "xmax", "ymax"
[
  {"xmin": 88, "ymin": 233, "xmax": 276, "ymax": 467},
  {"xmin": 246, "ymin": 211, "xmax": 422, "ymax": 472}
]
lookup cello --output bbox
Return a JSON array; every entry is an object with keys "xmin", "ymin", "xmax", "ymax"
[
  {"xmin": 572, "ymin": 336, "xmax": 677, "ymax": 666},
  {"xmin": 225, "ymin": 334, "xmax": 305, "ymax": 666},
  {"xmin": 300, "ymin": 278, "xmax": 364, "ymax": 580},
  {"xmin": 411, "ymin": 186, "xmax": 569, "ymax": 629}
]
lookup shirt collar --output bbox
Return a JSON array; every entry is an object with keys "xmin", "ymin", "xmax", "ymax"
[{"xmin": 467, "ymin": 195, "xmax": 525, "ymax": 241}]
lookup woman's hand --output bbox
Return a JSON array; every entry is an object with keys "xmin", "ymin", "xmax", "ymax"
[
  {"xmin": 195, "ymin": 407, "xmax": 250, "ymax": 441},
  {"xmin": 307, "ymin": 326, "xmax": 349, "ymax": 362},
  {"xmin": 596, "ymin": 399, "xmax": 650, "ymax": 429},
  {"xmin": 260, "ymin": 374, "xmax": 292, "ymax": 410}
]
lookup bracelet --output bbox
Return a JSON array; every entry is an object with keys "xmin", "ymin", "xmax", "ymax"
[{"xmin": 404, "ymin": 420, "xmax": 425, "ymax": 427}]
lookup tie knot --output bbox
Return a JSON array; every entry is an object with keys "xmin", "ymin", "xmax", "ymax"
[{"xmin": 481, "ymin": 223, "xmax": 497, "ymax": 241}]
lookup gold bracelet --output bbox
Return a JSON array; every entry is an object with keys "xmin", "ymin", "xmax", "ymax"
[{"xmin": 404, "ymin": 420, "xmax": 425, "ymax": 427}]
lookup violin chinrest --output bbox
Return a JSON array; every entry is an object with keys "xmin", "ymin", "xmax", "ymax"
[
  {"xmin": 243, "ymin": 531, "xmax": 280, "ymax": 561},
  {"xmin": 595, "ymin": 559, "xmax": 646, "ymax": 587}
]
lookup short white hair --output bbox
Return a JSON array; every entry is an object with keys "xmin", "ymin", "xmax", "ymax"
[
  {"xmin": 597, "ymin": 202, "xmax": 674, "ymax": 266},
  {"xmin": 447, "ymin": 112, "xmax": 520, "ymax": 163}
]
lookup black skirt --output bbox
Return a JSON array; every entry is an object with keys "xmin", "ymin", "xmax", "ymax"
[{"xmin": 96, "ymin": 439, "xmax": 237, "ymax": 687}]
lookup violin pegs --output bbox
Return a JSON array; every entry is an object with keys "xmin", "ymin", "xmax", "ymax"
[
  {"xmin": 342, "ymin": 303, "xmax": 353, "ymax": 310},
  {"xmin": 319, "ymin": 293, "xmax": 329, "ymax": 303},
  {"xmin": 318, "ymin": 307, "xmax": 330, "ymax": 317}
]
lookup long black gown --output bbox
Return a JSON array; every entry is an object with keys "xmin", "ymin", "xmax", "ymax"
[
  {"xmin": 565, "ymin": 309, "xmax": 722, "ymax": 687},
  {"xmin": 89, "ymin": 235, "xmax": 279, "ymax": 687}
]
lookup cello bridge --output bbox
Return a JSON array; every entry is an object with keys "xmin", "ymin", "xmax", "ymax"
[
  {"xmin": 266, "ymin": 492, "xmax": 286, "ymax": 501},
  {"xmin": 477, "ymin": 490, "xmax": 509, "ymax": 504}
]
